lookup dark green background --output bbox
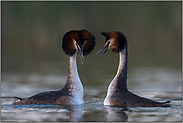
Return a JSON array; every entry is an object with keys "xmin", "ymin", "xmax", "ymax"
[{"xmin": 2, "ymin": 1, "xmax": 181, "ymax": 74}]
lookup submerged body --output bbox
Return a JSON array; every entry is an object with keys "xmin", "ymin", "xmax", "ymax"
[
  {"xmin": 97, "ymin": 31, "xmax": 171, "ymax": 107},
  {"xmin": 13, "ymin": 89, "xmax": 83, "ymax": 105},
  {"xmin": 13, "ymin": 30, "xmax": 95, "ymax": 105},
  {"xmin": 104, "ymin": 90, "xmax": 170, "ymax": 107}
]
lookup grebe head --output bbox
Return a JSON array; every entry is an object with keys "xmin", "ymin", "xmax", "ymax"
[
  {"xmin": 96, "ymin": 31, "xmax": 127, "ymax": 57},
  {"xmin": 62, "ymin": 30, "xmax": 95, "ymax": 63}
]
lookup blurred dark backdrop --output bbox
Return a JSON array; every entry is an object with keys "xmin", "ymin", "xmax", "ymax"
[{"xmin": 2, "ymin": 1, "xmax": 181, "ymax": 75}]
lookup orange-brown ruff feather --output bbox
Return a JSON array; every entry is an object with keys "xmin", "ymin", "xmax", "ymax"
[
  {"xmin": 98, "ymin": 31, "xmax": 171, "ymax": 107},
  {"xmin": 12, "ymin": 30, "xmax": 95, "ymax": 105},
  {"xmin": 62, "ymin": 30, "xmax": 95, "ymax": 56}
]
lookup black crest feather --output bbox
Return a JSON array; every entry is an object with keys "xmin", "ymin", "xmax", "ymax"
[
  {"xmin": 115, "ymin": 31, "xmax": 127, "ymax": 52},
  {"xmin": 81, "ymin": 30, "xmax": 95, "ymax": 55}
]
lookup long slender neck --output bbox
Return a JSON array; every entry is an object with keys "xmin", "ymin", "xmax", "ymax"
[
  {"xmin": 63, "ymin": 52, "xmax": 83, "ymax": 97},
  {"xmin": 68, "ymin": 53, "xmax": 80, "ymax": 81},
  {"xmin": 107, "ymin": 45, "xmax": 128, "ymax": 94}
]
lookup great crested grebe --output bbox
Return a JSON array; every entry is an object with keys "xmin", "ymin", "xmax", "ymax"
[
  {"xmin": 12, "ymin": 30, "xmax": 95, "ymax": 105},
  {"xmin": 96, "ymin": 31, "xmax": 171, "ymax": 107}
]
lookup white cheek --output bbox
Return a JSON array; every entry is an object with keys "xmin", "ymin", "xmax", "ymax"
[{"xmin": 108, "ymin": 38, "xmax": 116, "ymax": 49}]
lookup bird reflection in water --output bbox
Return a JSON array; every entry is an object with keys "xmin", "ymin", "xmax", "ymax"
[
  {"xmin": 58, "ymin": 105, "xmax": 84, "ymax": 122},
  {"xmin": 105, "ymin": 105, "xmax": 128, "ymax": 122},
  {"xmin": 68, "ymin": 105, "xmax": 84, "ymax": 122}
]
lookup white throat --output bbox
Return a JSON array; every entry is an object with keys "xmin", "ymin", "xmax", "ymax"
[
  {"xmin": 106, "ymin": 48, "xmax": 126, "ymax": 95},
  {"xmin": 67, "ymin": 52, "xmax": 84, "ymax": 104},
  {"xmin": 69, "ymin": 53, "xmax": 81, "ymax": 82},
  {"xmin": 104, "ymin": 48, "xmax": 127, "ymax": 105}
]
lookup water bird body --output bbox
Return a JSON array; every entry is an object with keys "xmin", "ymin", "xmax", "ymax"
[
  {"xmin": 12, "ymin": 30, "xmax": 95, "ymax": 105},
  {"xmin": 96, "ymin": 31, "xmax": 171, "ymax": 107}
]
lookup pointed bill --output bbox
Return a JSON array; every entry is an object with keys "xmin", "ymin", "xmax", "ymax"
[
  {"xmin": 74, "ymin": 41, "xmax": 84, "ymax": 64},
  {"xmin": 99, "ymin": 47, "xmax": 108, "ymax": 58},
  {"xmin": 96, "ymin": 41, "xmax": 110, "ymax": 58}
]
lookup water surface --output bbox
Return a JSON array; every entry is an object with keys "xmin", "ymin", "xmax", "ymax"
[{"xmin": 1, "ymin": 67, "xmax": 182, "ymax": 122}]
